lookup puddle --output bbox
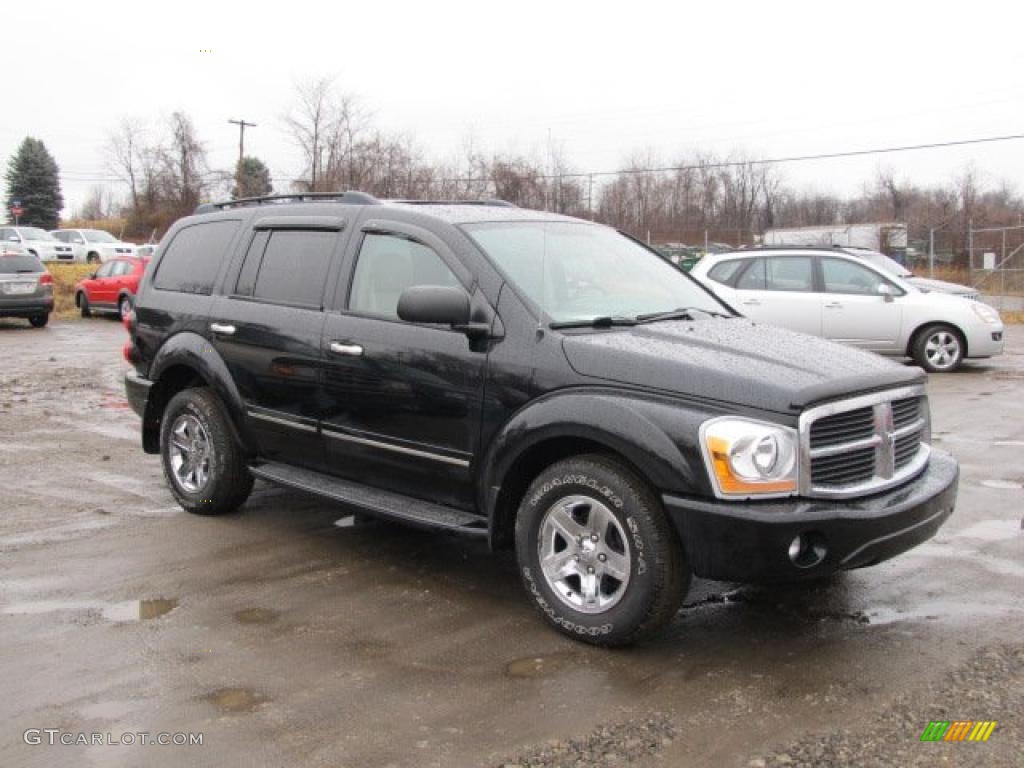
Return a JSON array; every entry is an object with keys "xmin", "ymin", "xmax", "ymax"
[
  {"xmin": 504, "ymin": 652, "xmax": 580, "ymax": 679},
  {"xmin": 2, "ymin": 597, "xmax": 178, "ymax": 621},
  {"xmin": 234, "ymin": 607, "xmax": 279, "ymax": 625},
  {"xmin": 103, "ymin": 598, "xmax": 179, "ymax": 622},
  {"xmin": 202, "ymin": 687, "xmax": 268, "ymax": 713},
  {"xmin": 981, "ymin": 479, "xmax": 1023, "ymax": 490}
]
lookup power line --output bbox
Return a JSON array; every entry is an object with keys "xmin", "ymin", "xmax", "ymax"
[{"xmin": 55, "ymin": 130, "xmax": 1024, "ymax": 188}]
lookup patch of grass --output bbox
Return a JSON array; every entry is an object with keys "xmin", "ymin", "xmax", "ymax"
[
  {"xmin": 46, "ymin": 263, "xmax": 95, "ymax": 318},
  {"xmin": 1000, "ymin": 310, "xmax": 1024, "ymax": 324}
]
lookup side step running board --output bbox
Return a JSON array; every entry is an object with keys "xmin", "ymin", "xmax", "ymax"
[{"xmin": 249, "ymin": 461, "xmax": 488, "ymax": 537}]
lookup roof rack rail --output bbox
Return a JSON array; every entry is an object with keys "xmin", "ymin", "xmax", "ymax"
[
  {"xmin": 743, "ymin": 244, "xmax": 856, "ymax": 252},
  {"xmin": 194, "ymin": 190, "xmax": 380, "ymax": 214},
  {"xmin": 389, "ymin": 198, "xmax": 517, "ymax": 208}
]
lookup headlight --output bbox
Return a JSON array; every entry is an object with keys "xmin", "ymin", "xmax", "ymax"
[
  {"xmin": 971, "ymin": 302, "xmax": 1001, "ymax": 326},
  {"xmin": 700, "ymin": 417, "xmax": 798, "ymax": 498}
]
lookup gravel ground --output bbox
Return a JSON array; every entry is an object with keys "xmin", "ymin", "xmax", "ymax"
[
  {"xmin": 498, "ymin": 715, "xmax": 678, "ymax": 768},
  {"xmin": 748, "ymin": 643, "xmax": 1023, "ymax": 768}
]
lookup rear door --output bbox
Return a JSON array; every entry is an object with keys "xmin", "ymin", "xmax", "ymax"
[
  {"xmin": 319, "ymin": 221, "xmax": 487, "ymax": 509},
  {"xmin": 208, "ymin": 217, "xmax": 348, "ymax": 470},
  {"xmin": 819, "ymin": 257, "xmax": 902, "ymax": 351},
  {"xmin": 731, "ymin": 256, "xmax": 822, "ymax": 336}
]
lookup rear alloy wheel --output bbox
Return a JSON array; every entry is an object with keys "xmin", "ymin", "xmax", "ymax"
[
  {"xmin": 29, "ymin": 314, "xmax": 49, "ymax": 328},
  {"xmin": 515, "ymin": 454, "xmax": 689, "ymax": 646},
  {"xmin": 160, "ymin": 387, "xmax": 253, "ymax": 515},
  {"xmin": 913, "ymin": 324, "xmax": 964, "ymax": 373},
  {"xmin": 118, "ymin": 295, "xmax": 133, "ymax": 320},
  {"xmin": 78, "ymin": 292, "xmax": 92, "ymax": 318}
]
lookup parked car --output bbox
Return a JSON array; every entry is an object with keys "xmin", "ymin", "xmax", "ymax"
[
  {"xmin": 0, "ymin": 247, "xmax": 53, "ymax": 327},
  {"xmin": 0, "ymin": 226, "xmax": 74, "ymax": 262},
  {"xmin": 135, "ymin": 244, "xmax": 159, "ymax": 259},
  {"xmin": 50, "ymin": 228, "xmax": 137, "ymax": 264},
  {"xmin": 75, "ymin": 256, "xmax": 150, "ymax": 319},
  {"xmin": 838, "ymin": 246, "xmax": 979, "ymax": 299},
  {"xmin": 691, "ymin": 247, "xmax": 1004, "ymax": 372},
  {"xmin": 124, "ymin": 192, "xmax": 958, "ymax": 646}
]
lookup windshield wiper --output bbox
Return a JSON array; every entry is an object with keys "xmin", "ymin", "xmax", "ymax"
[
  {"xmin": 635, "ymin": 307, "xmax": 729, "ymax": 324},
  {"xmin": 549, "ymin": 315, "xmax": 638, "ymax": 329}
]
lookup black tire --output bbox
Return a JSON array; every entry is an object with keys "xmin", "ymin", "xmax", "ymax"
[
  {"xmin": 118, "ymin": 294, "xmax": 132, "ymax": 320},
  {"xmin": 78, "ymin": 292, "xmax": 92, "ymax": 318},
  {"xmin": 159, "ymin": 387, "xmax": 253, "ymax": 516},
  {"xmin": 87, "ymin": 253, "xmax": 100, "ymax": 265},
  {"xmin": 28, "ymin": 314, "xmax": 49, "ymax": 328},
  {"xmin": 515, "ymin": 454, "xmax": 689, "ymax": 646},
  {"xmin": 912, "ymin": 323, "xmax": 965, "ymax": 373}
]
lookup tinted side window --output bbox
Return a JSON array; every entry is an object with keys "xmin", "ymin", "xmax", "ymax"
[
  {"xmin": 822, "ymin": 258, "xmax": 885, "ymax": 295},
  {"xmin": 708, "ymin": 259, "xmax": 745, "ymax": 286},
  {"xmin": 152, "ymin": 220, "xmax": 240, "ymax": 295},
  {"xmin": 96, "ymin": 261, "xmax": 116, "ymax": 278},
  {"xmin": 234, "ymin": 231, "xmax": 269, "ymax": 297},
  {"xmin": 765, "ymin": 257, "xmax": 814, "ymax": 292},
  {"xmin": 251, "ymin": 230, "xmax": 336, "ymax": 307},
  {"xmin": 735, "ymin": 258, "xmax": 766, "ymax": 290},
  {"xmin": 349, "ymin": 233, "xmax": 462, "ymax": 320}
]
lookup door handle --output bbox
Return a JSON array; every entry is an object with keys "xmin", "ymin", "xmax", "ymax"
[
  {"xmin": 330, "ymin": 342, "xmax": 364, "ymax": 357},
  {"xmin": 209, "ymin": 323, "xmax": 236, "ymax": 335},
  {"xmin": 824, "ymin": 302, "xmax": 843, "ymax": 309},
  {"xmin": 740, "ymin": 299, "xmax": 760, "ymax": 306}
]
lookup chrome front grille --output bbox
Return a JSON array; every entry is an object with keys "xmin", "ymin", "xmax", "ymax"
[{"xmin": 799, "ymin": 386, "xmax": 930, "ymax": 499}]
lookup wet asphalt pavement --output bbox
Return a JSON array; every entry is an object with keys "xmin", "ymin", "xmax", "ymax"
[{"xmin": 0, "ymin": 318, "xmax": 1021, "ymax": 768}]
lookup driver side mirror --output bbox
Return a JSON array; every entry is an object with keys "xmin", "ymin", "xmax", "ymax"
[
  {"xmin": 397, "ymin": 285, "xmax": 493, "ymax": 339},
  {"xmin": 877, "ymin": 284, "xmax": 895, "ymax": 303}
]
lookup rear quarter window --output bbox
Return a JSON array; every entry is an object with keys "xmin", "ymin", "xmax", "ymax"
[
  {"xmin": 707, "ymin": 259, "xmax": 745, "ymax": 286},
  {"xmin": 152, "ymin": 220, "xmax": 241, "ymax": 295}
]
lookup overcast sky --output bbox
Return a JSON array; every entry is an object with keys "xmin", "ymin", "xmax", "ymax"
[{"xmin": 5, "ymin": 0, "xmax": 1024, "ymax": 215}]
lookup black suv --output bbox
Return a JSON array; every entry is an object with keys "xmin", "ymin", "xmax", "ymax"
[{"xmin": 125, "ymin": 192, "xmax": 959, "ymax": 645}]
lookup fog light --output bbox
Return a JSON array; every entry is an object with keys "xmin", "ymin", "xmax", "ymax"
[{"xmin": 788, "ymin": 532, "xmax": 827, "ymax": 569}]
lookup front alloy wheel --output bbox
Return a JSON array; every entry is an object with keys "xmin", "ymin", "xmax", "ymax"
[
  {"xmin": 538, "ymin": 495, "xmax": 631, "ymax": 613},
  {"xmin": 515, "ymin": 454, "xmax": 689, "ymax": 646},
  {"xmin": 914, "ymin": 324, "xmax": 964, "ymax": 372}
]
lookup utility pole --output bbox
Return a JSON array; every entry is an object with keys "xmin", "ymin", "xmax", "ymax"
[{"xmin": 228, "ymin": 118, "xmax": 257, "ymax": 166}]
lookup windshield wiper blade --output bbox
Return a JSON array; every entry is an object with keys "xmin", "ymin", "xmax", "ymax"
[
  {"xmin": 635, "ymin": 307, "xmax": 727, "ymax": 323},
  {"xmin": 549, "ymin": 315, "xmax": 638, "ymax": 329}
]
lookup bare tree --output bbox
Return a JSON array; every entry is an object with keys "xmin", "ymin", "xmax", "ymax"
[{"xmin": 105, "ymin": 118, "xmax": 145, "ymax": 213}]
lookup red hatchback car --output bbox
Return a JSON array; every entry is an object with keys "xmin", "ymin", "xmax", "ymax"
[{"xmin": 76, "ymin": 257, "xmax": 150, "ymax": 319}]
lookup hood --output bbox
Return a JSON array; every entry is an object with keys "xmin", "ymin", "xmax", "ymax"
[
  {"xmin": 907, "ymin": 276, "xmax": 977, "ymax": 296},
  {"xmin": 561, "ymin": 318, "xmax": 923, "ymax": 415}
]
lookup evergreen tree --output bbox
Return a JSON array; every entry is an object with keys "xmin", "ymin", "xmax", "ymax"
[
  {"xmin": 5, "ymin": 137, "xmax": 64, "ymax": 228},
  {"xmin": 232, "ymin": 156, "xmax": 273, "ymax": 199}
]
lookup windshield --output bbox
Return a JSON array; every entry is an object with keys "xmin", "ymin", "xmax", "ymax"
[
  {"xmin": 84, "ymin": 230, "xmax": 118, "ymax": 243},
  {"xmin": 464, "ymin": 221, "xmax": 728, "ymax": 323},
  {"xmin": 18, "ymin": 227, "xmax": 55, "ymax": 241},
  {"xmin": 856, "ymin": 250, "xmax": 912, "ymax": 278}
]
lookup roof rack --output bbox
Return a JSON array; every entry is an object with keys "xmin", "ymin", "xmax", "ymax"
[
  {"xmin": 195, "ymin": 190, "xmax": 381, "ymax": 214},
  {"xmin": 743, "ymin": 244, "xmax": 858, "ymax": 252},
  {"xmin": 389, "ymin": 198, "xmax": 517, "ymax": 208}
]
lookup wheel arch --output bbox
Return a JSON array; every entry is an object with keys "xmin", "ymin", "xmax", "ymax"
[
  {"xmin": 142, "ymin": 332, "xmax": 252, "ymax": 454},
  {"xmin": 479, "ymin": 391, "xmax": 709, "ymax": 550}
]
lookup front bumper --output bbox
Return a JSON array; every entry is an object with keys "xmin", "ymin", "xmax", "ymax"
[
  {"xmin": 663, "ymin": 450, "xmax": 958, "ymax": 582},
  {"xmin": 966, "ymin": 325, "xmax": 1005, "ymax": 358}
]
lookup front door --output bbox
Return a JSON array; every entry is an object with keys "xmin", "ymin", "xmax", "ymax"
[
  {"xmin": 208, "ymin": 225, "xmax": 345, "ymax": 469},
  {"xmin": 819, "ymin": 257, "xmax": 902, "ymax": 351},
  {"xmin": 320, "ymin": 227, "xmax": 486, "ymax": 509}
]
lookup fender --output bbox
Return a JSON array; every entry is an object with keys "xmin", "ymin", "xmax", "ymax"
[
  {"xmin": 479, "ymin": 388, "xmax": 719, "ymax": 544},
  {"xmin": 145, "ymin": 331, "xmax": 254, "ymax": 450}
]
